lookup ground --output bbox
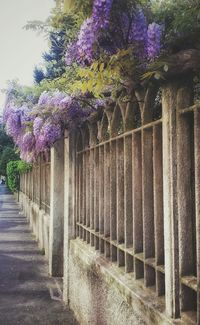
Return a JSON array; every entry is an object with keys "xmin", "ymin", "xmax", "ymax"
[{"xmin": 0, "ymin": 185, "xmax": 78, "ymax": 325}]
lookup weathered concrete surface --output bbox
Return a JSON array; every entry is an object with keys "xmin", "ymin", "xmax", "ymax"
[
  {"xmin": 49, "ymin": 139, "xmax": 64, "ymax": 277},
  {"xmin": 19, "ymin": 192, "xmax": 50, "ymax": 258},
  {"xmin": 68, "ymin": 239, "xmax": 185, "ymax": 325},
  {"xmin": 0, "ymin": 185, "xmax": 78, "ymax": 325}
]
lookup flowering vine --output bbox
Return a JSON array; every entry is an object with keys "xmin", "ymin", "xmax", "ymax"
[
  {"xmin": 4, "ymin": 0, "xmax": 164, "ymax": 162},
  {"xmin": 3, "ymin": 91, "xmax": 99, "ymax": 162}
]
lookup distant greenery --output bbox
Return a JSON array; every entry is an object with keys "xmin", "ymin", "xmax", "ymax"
[
  {"xmin": 0, "ymin": 147, "xmax": 19, "ymax": 176},
  {"xmin": 0, "ymin": 128, "xmax": 32, "ymax": 192},
  {"xmin": 26, "ymin": 3, "xmax": 87, "ymax": 85},
  {"xmin": 6, "ymin": 161, "xmax": 19, "ymax": 192},
  {"xmin": 6, "ymin": 160, "xmax": 32, "ymax": 192},
  {"xmin": 0, "ymin": 128, "xmax": 20, "ymax": 176},
  {"xmin": 152, "ymin": 0, "xmax": 200, "ymax": 53},
  {"xmin": 0, "ymin": 129, "xmax": 13, "ymax": 153}
]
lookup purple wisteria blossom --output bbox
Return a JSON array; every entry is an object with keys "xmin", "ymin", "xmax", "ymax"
[
  {"xmin": 129, "ymin": 9, "xmax": 148, "ymax": 59},
  {"xmin": 42, "ymin": 121, "xmax": 62, "ymax": 146},
  {"xmin": 3, "ymin": 88, "xmax": 109, "ymax": 162},
  {"xmin": 5, "ymin": 108, "xmax": 22, "ymax": 141},
  {"xmin": 59, "ymin": 95, "xmax": 73, "ymax": 111},
  {"xmin": 38, "ymin": 91, "xmax": 51, "ymax": 106},
  {"xmin": 92, "ymin": 0, "xmax": 113, "ymax": 29},
  {"xmin": 147, "ymin": 23, "xmax": 163, "ymax": 59},
  {"xmin": 48, "ymin": 91, "xmax": 66, "ymax": 107},
  {"xmin": 65, "ymin": 0, "xmax": 113, "ymax": 65},
  {"xmin": 33, "ymin": 117, "xmax": 44, "ymax": 138},
  {"xmin": 129, "ymin": 9, "xmax": 147, "ymax": 43},
  {"xmin": 35, "ymin": 134, "xmax": 46, "ymax": 153},
  {"xmin": 65, "ymin": 42, "xmax": 79, "ymax": 66},
  {"xmin": 76, "ymin": 17, "xmax": 97, "ymax": 64},
  {"xmin": 22, "ymin": 132, "xmax": 35, "ymax": 152},
  {"xmin": 116, "ymin": 9, "xmax": 162, "ymax": 60}
]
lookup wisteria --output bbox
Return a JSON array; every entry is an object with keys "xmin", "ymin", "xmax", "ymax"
[
  {"xmin": 129, "ymin": 9, "xmax": 148, "ymax": 59},
  {"xmin": 76, "ymin": 17, "xmax": 96, "ymax": 64},
  {"xmin": 65, "ymin": 0, "xmax": 113, "ymax": 65},
  {"xmin": 147, "ymin": 23, "xmax": 163, "ymax": 59},
  {"xmin": 3, "ymin": 1, "xmax": 164, "ymax": 163},
  {"xmin": 130, "ymin": 10, "xmax": 147, "ymax": 43},
  {"xmin": 3, "ymin": 90, "xmax": 99, "ymax": 162},
  {"xmin": 92, "ymin": 0, "xmax": 113, "ymax": 29},
  {"xmin": 33, "ymin": 117, "xmax": 44, "ymax": 138},
  {"xmin": 22, "ymin": 132, "xmax": 35, "ymax": 152},
  {"xmin": 65, "ymin": 3, "xmax": 163, "ymax": 65},
  {"xmin": 42, "ymin": 121, "xmax": 62, "ymax": 146}
]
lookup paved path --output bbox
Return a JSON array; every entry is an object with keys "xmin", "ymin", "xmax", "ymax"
[{"xmin": 0, "ymin": 185, "xmax": 78, "ymax": 325}]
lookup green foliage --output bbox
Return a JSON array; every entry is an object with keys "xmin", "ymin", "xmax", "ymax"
[
  {"xmin": 0, "ymin": 129, "xmax": 13, "ymax": 154},
  {"xmin": 71, "ymin": 49, "xmax": 136, "ymax": 98},
  {"xmin": 69, "ymin": 0, "xmax": 92, "ymax": 17},
  {"xmin": 25, "ymin": 2, "xmax": 88, "ymax": 84},
  {"xmin": 0, "ymin": 128, "xmax": 19, "ymax": 176},
  {"xmin": 152, "ymin": 0, "xmax": 200, "ymax": 51},
  {"xmin": 23, "ymin": 20, "xmax": 49, "ymax": 35},
  {"xmin": 33, "ymin": 66, "xmax": 45, "ymax": 84},
  {"xmin": 0, "ymin": 147, "xmax": 19, "ymax": 176},
  {"xmin": 6, "ymin": 160, "xmax": 32, "ymax": 192},
  {"xmin": 6, "ymin": 161, "xmax": 19, "ymax": 192},
  {"xmin": 141, "ymin": 61, "xmax": 169, "ymax": 80},
  {"xmin": 17, "ymin": 160, "xmax": 32, "ymax": 173}
]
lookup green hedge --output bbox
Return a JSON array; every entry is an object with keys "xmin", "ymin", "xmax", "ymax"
[{"xmin": 6, "ymin": 160, "xmax": 32, "ymax": 192}]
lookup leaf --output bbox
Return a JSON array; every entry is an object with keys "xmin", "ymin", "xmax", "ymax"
[
  {"xmin": 99, "ymin": 63, "xmax": 104, "ymax": 72},
  {"xmin": 91, "ymin": 61, "xmax": 99, "ymax": 71},
  {"xmin": 87, "ymin": 80, "xmax": 93, "ymax": 92},
  {"xmin": 141, "ymin": 71, "xmax": 155, "ymax": 80}
]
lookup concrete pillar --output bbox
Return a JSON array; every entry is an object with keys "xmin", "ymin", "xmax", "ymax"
[
  {"xmin": 162, "ymin": 79, "xmax": 193, "ymax": 318},
  {"xmin": 49, "ymin": 138, "xmax": 64, "ymax": 277},
  {"xmin": 162, "ymin": 81, "xmax": 180, "ymax": 318},
  {"xmin": 63, "ymin": 131, "xmax": 76, "ymax": 304}
]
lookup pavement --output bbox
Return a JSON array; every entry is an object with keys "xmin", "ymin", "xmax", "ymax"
[{"xmin": 0, "ymin": 185, "xmax": 78, "ymax": 325}]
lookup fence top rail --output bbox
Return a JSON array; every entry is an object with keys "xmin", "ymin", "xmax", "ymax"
[{"xmin": 76, "ymin": 118, "xmax": 162, "ymax": 154}]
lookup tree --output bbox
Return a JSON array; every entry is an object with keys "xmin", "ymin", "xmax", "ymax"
[
  {"xmin": 33, "ymin": 66, "xmax": 45, "ymax": 84},
  {"xmin": 0, "ymin": 128, "xmax": 20, "ymax": 176},
  {"xmin": 0, "ymin": 129, "xmax": 13, "ymax": 154},
  {"xmin": 0, "ymin": 147, "xmax": 19, "ymax": 176}
]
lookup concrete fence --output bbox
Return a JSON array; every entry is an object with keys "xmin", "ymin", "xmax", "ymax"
[
  {"xmin": 19, "ymin": 79, "xmax": 199, "ymax": 325},
  {"xmin": 20, "ymin": 154, "xmax": 50, "ymax": 256}
]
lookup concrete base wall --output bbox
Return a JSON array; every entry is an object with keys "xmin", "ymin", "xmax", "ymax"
[
  {"xmin": 65, "ymin": 239, "xmax": 182, "ymax": 325},
  {"xmin": 19, "ymin": 192, "xmax": 50, "ymax": 257}
]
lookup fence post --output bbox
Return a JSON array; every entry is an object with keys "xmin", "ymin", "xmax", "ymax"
[
  {"xmin": 49, "ymin": 138, "xmax": 64, "ymax": 277},
  {"xmin": 162, "ymin": 79, "xmax": 194, "ymax": 318},
  {"xmin": 63, "ymin": 130, "xmax": 76, "ymax": 304},
  {"xmin": 162, "ymin": 80, "xmax": 180, "ymax": 318}
]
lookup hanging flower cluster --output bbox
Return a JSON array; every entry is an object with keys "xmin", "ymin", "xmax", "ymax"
[
  {"xmin": 65, "ymin": 2, "xmax": 163, "ymax": 66},
  {"xmin": 65, "ymin": 0, "xmax": 113, "ymax": 65},
  {"xmin": 3, "ymin": 91, "xmax": 97, "ymax": 162},
  {"xmin": 147, "ymin": 23, "xmax": 163, "ymax": 59}
]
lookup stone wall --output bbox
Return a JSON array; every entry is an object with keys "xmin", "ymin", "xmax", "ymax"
[
  {"xmin": 67, "ymin": 239, "xmax": 180, "ymax": 325},
  {"xmin": 19, "ymin": 156, "xmax": 51, "ymax": 258},
  {"xmin": 19, "ymin": 191, "xmax": 50, "ymax": 257}
]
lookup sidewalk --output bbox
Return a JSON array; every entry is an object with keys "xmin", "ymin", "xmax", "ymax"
[{"xmin": 0, "ymin": 185, "xmax": 78, "ymax": 325}]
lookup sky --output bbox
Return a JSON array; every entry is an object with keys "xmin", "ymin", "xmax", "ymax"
[{"xmin": 0, "ymin": 0, "xmax": 55, "ymax": 110}]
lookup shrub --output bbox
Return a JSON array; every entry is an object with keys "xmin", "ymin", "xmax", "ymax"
[{"xmin": 6, "ymin": 160, "xmax": 32, "ymax": 192}]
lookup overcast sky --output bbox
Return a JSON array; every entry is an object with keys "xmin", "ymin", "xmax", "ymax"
[{"xmin": 0, "ymin": 0, "xmax": 55, "ymax": 109}]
